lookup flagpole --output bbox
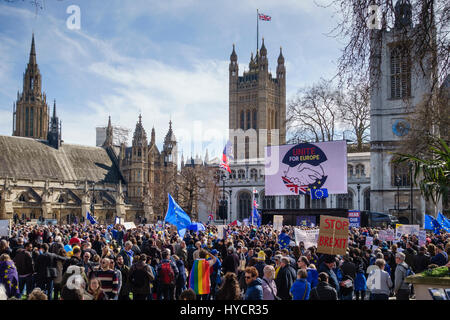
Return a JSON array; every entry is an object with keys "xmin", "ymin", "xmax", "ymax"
[{"xmin": 257, "ymin": 9, "xmax": 259, "ymax": 54}]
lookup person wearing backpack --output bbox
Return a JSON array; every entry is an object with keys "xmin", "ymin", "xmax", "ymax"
[
  {"xmin": 394, "ymin": 252, "xmax": 413, "ymax": 300},
  {"xmin": 156, "ymin": 249, "xmax": 178, "ymax": 300},
  {"xmin": 129, "ymin": 254, "xmax": 154, "ymax": 300}
]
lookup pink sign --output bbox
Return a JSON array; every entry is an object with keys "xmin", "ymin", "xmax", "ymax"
[{"xmin": 265, "ymin": 141, "xmax": 347, "ymax": 195}]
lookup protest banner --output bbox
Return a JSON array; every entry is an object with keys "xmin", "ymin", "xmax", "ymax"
[
  {"xmin": 123, "ymin": 222, "xmax": 137, "ymax": 230},
  {"xmin": 0, "ymin": 220, "xmax": 11, "ymax": 237},
  {"xmin": 294, "ymin": 228, "xmax": 319, "ymax": 249},
  {"xmin": 273, "ymin": 215, "xmax": 284, "ymax": 232},
  {"xmin": 317, "ymin": 215, "xmax": 349, "ymax": 255},
  {"xmin": 378, "ymin": 229, "xmax": 395, "ymax": 242},
  {"xmin": 396, "ymin": 224, "xmax": 420, "ymax": 240},
  {"xmin": 348, "ymin": 210, "xmax": 361, "ymax": 228}
]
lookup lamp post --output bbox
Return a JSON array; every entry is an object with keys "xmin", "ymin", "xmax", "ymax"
[
  {"xmin": 357, "ymin": 183, "xmax": 361, "ymax": 211},
  {"xmin": 395, "ymin": 175, "xmax": 401, "ymax": 215},
  {"xmin": 409, "ymin": 162, "xmax": 414, "ymax": 224},
  {"xmin": 229, "ymin": 188, "xmax": 233, "ymax": 226}
]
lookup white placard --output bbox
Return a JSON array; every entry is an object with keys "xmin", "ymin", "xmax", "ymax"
[
  {"xmin": 396, "ymin": 225, "xmax": 420, "ymax": 241},
  {"xmin": 0, "ymin": 220, "xmax": 10, "ymax": 237},
  {"xmin": 366, "ymin": 236, "xmax": 374, "ymax": 247},
  {"xmin": 217, "ymin": 225, "xmax": 226, "ymax": 239},
  {"xmin": 273, "ymin": 215, "xmax": 284, "ymax": 232},
  {"xmin": 123, "ymin": 222, "xmax": 137, "ymax": 230},
  {"xmin": 418, "ymin": 230, "xmax": 427, "ymax": 247},
  {"xmin": 294, "ymin": 228, "xmax": 319, "ymax": 249}
]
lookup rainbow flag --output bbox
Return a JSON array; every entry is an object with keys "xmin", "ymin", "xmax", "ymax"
[{"xmin": 189, "ymin": 259, "xmax": 211, "ymax": 295}]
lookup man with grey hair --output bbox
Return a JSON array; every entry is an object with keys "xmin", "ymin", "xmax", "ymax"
[
  {"xmin": 367, "ymin": 259, "xmax": 393, "ymax": 300},
  {"xmin": 394, "ymin": 252, "xmax": 411, "ymax": 300},
  {"xmin": 119, "ymin": 241, "xmax": 134, "ymax": 267},
  {"xmin": 275, "ymin": 256, "xmax": 296, "ymax": 300},
  {"xmin": 49, "ymin": 235, "xmax": 64, "ymax": 254}
]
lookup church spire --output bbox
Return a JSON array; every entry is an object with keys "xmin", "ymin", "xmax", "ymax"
[
  {"xmin": 103, "ymin": 116, "xmax": 113, "ymax": 147},
  {"xmin": 29, "ymin": 33, "xmax": 36, "ymax": 65}
]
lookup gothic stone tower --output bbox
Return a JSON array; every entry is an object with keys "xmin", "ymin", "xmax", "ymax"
[
  {"xmin": 13, "ymin": 34, "xmax": 49, "ymax": 140},
  {"xmin": 229, "ymin": 39, "xmax": 286, "ymax": 162},
  {"xmin": 370, "ymin": 0, "xmax": 432, "ymax": 223}
]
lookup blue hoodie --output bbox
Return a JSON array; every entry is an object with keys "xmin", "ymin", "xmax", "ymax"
[
  {"xmin": 290, "ymin": 278, "xmax": 311, "ymax": 300},
  {"xmin": 245, "ymin": 278, "xmax": 263, "ymax": 300}
]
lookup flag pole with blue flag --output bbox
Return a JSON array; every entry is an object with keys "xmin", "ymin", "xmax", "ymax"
[
  {"xmin": 86, "ymin": 211, "xmax": 97, "ymax": 225},
  {"xmin": 164, "ymin": 193, "xmax": 192, "ymax": 236}
]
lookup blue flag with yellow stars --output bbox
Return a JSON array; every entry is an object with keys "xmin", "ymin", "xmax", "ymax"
[
  {"xmin": 311, "ymin": 188, "xmax": 328, "ymax": 200},
  {"xmin": 278, "ymin": 232, "xmax": 291, "ymax": 249}
]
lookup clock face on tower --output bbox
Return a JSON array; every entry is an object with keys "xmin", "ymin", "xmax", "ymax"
[{"xmin": 392, "ymin": 119, "xmax": 411, "ymax": 137}]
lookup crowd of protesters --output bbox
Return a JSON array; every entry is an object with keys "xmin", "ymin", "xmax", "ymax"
[{"xmin": 0, "ymin": 220, "xmax": 448, "ymax": 301}]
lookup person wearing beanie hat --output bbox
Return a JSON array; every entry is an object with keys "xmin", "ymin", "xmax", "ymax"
[{"xmin": 254, "ymin": 251, "xmax": 267, "ymax": 279}]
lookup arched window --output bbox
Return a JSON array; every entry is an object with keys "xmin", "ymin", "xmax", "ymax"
[
  {"xmin": 250, "ymin": 169, "xmax": 258, "ymax": 181},
  {"xmin": 231, "ymin": 170, "xmax": 237, "ymax": 180},
  {"xmin": 252, "ymin": 110, "xmax": 257, "ymax": 129},
  {"xmin": 238, "ymin": 192, "xmax": 251, "ymax": 220},
  {"xmin": 18, "ymin": 194, "xmax": 27, "ymax": 202},
  {"xmin": 337, "ymin": 190, "xmax": 354, "ymax": 209},
  {"xmin": 238, "ymin": 169, "xmax": 245, "ymax": 180},
  {"xmin": 390, "ymin": 45, "xmax": 411, "ymax": 99},
  {"xmin": 58, "ymin": 195, "xmax": 65, "ymax": 203},
  {"xmin": 247, "ymin": 110, "xmax": 251, "ymax": 130},
  {"xmin": 285, "ymin": 195, "xmax": 300, "ymax": 209},
  {"xmin": 275, "ymin": 111, "xmax": 278, "ymax": 129},
  {"xmin": 240, "ymin": 111, "xmax": 245, "ymax": 130},
  {"xmin": 261, "ymin": 192, "xmax": 275, "ymax": 210},
  {"xmin": 348, "ymin": 165, "xmax": 354, "ymax": 178},
  {"xmin": 364, "ymin": 188, "xmax": 371, "ymax": 211},
  {"xmin": 234, "ymin": 136, "xmax": 238, "ymax": 160},
  {"xmin": 355, "ymin": 164, "xmax": 365, "ymax": 177},
  {"xmin": 311, "ymin": 197, "xmax": 327, "ymax": 209},
  {"xmin": 245, "ymin": 137, "xmax": 249, "ymax": 159},
  {"xmin": 391, "ymin": 161, "xmax": 411, "ymax": 187}
]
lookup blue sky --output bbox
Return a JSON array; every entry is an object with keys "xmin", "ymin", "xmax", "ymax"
[{"xmin": 0, "ymin": 0, "xmax": 343, "ymax": 161}]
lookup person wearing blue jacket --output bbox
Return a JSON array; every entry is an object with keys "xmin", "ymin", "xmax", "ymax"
[
  {"xmin": 297, "ymin": 256, "xmax": 318, "ymax": 289},
  {"xmin": 290, "ymin": 269, "xmax": 311, "ymax": 300},
  {"xmin": 244, "ymin": 266, "xmax": 263, "ymax": 300}
]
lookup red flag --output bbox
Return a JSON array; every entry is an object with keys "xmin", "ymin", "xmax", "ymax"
[{"xmin": 258, "ymin": 13, "xmax": 271, "ymax": 21}]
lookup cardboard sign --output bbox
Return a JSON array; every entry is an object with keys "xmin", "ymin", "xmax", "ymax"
[
  {"xmin": 0, "ymin": 220, "xmax": 11, "ymax": 237},
  {"xmin": 123, "ymin": 222, "xmax": 137, "ymax": 230},
  {"xmin": 317, "ymin": 215, "xmax": 349, "ymax": 255},
  {"xmin": 294, "ymin": 228, "xmax": 319, "ymax": 249},
  {"xmin": 217, "ymin": 225, "xmax": 226, "ymax": 239},
  {"xmin": 273, "ymin": 215, "xmax": 284, "ymax": 232}
]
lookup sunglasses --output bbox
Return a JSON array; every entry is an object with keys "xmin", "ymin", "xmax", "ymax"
[{"xmin": 245, "ymin": 276, "xmax": 253, "ymax": 279}]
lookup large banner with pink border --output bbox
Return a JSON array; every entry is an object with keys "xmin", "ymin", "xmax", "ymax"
[{"xmin": 265, "ymin": 141, "xmax": 347, "ymax": 196}]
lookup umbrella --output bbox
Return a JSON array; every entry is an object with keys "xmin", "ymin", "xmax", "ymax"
[{"xmin": 187, "ymin": 222, "xmax": 206, "ymax": 232}]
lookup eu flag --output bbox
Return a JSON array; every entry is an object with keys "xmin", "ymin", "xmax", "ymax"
[
  {"xmin": 251, "ymin": 207, "xmax": 261, "ymax": 227},
  {"xmin": 278, "ymin": 232, "xmax": 291, "ymax": 249},
  {"xmin": 86, "ymin": 211, "xmax": 97, "ymax": 225},
  {"xmin": 437, "ymin": 212, "xmax": 450, "ymax": 232},
  {"xmin": 164, "ymin": 194, "xmax": 192, "ymax": 234},
  {"xmin": 311, "ymin": 188, "xmax": 328, "ymax": 200},
  {"xmin": 424, "ymin": 214, "xmax": 443, "ymax": 235}
]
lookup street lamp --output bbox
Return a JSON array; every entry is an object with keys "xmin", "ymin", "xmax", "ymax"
[
  {"xmin": 395, "ymin": 175, "xmax": 401, "ymax": 215},
  {"xmin": 229, "ymin": 188, "xmax": 233, "ymax": 226},
  {"xmin": 357, "ymin": 183, "xmax": 361, "ymax": 211},
  {"xmin": 409, "ymin": 162, "xmax": 414, "ymax": 224}
]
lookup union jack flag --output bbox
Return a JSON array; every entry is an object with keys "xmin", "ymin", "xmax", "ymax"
[
  {"xmin": 220, "ymin": 141, "xmax": 232, "ymax": 173},
  {"xmin": 281, "ymin": 176, "xmax": 309, "ymax": 194},
  {"xmin": 208, "ymin": 214, "xmax": 214, "ymax": 221},
  {"xmin": 258, "ymin": 13, "xmax": 271, "ymax": 21}
]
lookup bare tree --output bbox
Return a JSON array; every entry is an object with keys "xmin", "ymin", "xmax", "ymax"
[
  {"xmin": 339, "ymin": 81, "xmax": 371, "ymax": 151},
  {"xmin": 287, "ymin": 79, "xmax": 342, "ymax": 143}
]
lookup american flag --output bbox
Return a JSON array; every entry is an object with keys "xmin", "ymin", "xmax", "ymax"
[
  {"xmin": 281, "ymin": 176, "xmax": 309, "ymax": 194},
  {"xmin": 258, "ymin": 13, "xmax": 271, "ymax": 21},
  {"xmin": 220, "ymin": 141, "xmax": 232, "ymax": 173}
]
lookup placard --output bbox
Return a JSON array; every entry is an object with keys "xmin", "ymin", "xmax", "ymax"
[
  {"xmin": 217, "ymin": 225, "xmax": 226, "ymax": 239},
  {"xmin": 317, "ymin": 215, "xmax": 349, "ymax": 255},
  {"xmin": 294, "ymin": 228, "xmax": 319, "ymax": 249},
  {"xmin": 365, "ymin": 236, "xmax": 374, "ymax": 247},
  {"xmin": 396, "ymin": 224, "xmax": 420, "ymax": 240},
  {"xmin": 348, "ymin": 210, "xmax": 361, "ymax": 228},
  {"xmin": 418, "ymin": 230, "xmax": 427, "ymax": 247},
  {"xmin": 273, "ymin": 215, "xmax": 284, "ymax": 232},
  {"xmin": 0, "ymin": 220, "xmax": 11, "ymax": 237},
  {"xmin": 378, "ymin": 229, "xmax": 395, "ymax": 242},
  {"xmin": 123, "ymin": 222, "xmax": 137, "ymax": 230}
]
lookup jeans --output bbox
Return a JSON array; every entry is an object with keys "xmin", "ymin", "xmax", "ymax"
[
  {"xmin": 35, "ymin": 278, "xmax": 54, "ymax": 300},
  {"xmin": 19, "ymin": 274, "xmax": 34, "ymax": 298},
  {"xmin": 370, "ymin": 293, "xmax": 389, "ymax": 300}
]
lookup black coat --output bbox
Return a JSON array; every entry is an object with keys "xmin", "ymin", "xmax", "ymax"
[
  {"xmin": 341, "ymin": 261, "xmax": 356, "ymax": 280},
  {"xmin": 413, "ymin": 253, "xmax": 430, "ymax": 273},
  {"xmin": 222, "ymin": 253, "xmax": 240, "ymax": 275},
  {"xmin": 35, "ymin": 252, "xmax": 65, "ymax": 279},
  {"xmin": 13, "ymin": 248, "xmax": 34, "ymax": 275},
  {"xmin": 309, "ymin": 281, "xmax": 338, "ymax": 300},
  {"xmin": 275, "ymin": 265, "xmax": 296, "ymax": 300}
]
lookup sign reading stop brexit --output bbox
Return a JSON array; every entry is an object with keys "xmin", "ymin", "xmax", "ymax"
[
  {"xmin": 317, "ymin": 215, "xmax": 349, "ymax": 255},
  {"xmin": 348, "ymin": 210, "xmax": 361, "ymax": 228}
]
